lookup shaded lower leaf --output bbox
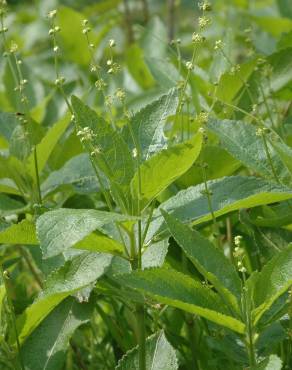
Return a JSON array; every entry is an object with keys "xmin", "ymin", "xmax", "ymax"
[
  {"xmin": 249, "ymin": 244, "xmax": 292, "ymax": 324},
  {"xmin": 116, "ymin": 330, "xmax": 178, "ymax": 370},
  {"xmin": 161, "ymin": 210, "xmax": 241, "ymax": 312},
  {"xmin": 41, "ymin": 153, "xmax": 99, "ymax": 196},
  {"xmin": 14, "ymin": 252, "xmax": 112, "ymax": 345},
  {"xmin": 22, "ymin": 297, "xmax": 93, "ymax": 370}
]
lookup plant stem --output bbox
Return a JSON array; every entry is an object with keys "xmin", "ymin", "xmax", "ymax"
[
  {"xmin": 261, "ymin": 132, "xmax": 280, "ymax": 184},
  {"xmin": 33, "ymin": 146, "xmax": 42, "ymax": 205},
  {"xmin": 136, "ymin": 303, "xmax": 146, "ymax": 370},
  {"xmin": 141, "ymin": 0, "xmax": 149, "ymax": 23},
  {"xmin": 123, "ymin": 0, "xmax": 134, "ymax": 44},
  {"xmin": 167, "ymin": 0, "xmax": 176, "ymax": 41},
  {"xmin": 0, "ymin": 265, "xmax": 25, "ymax": 370}
]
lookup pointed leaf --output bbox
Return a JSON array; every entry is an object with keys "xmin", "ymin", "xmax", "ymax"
[
  {"xmin": 41, "ymin": 153, "xmax": 99, "ymax": 197},
  {"xmin": 161, "ymin": 210, "xmax": 241, "ymax": 311},
  {"xmin": 122, "ymin": 89, "xmax": 178, "ymax": 160},
  {"xmin": 36, "ymin": 208, "xmax": 131, "ymax": 258},
  {"xmin": 116, "ymin": 331, "xmax": 178, "ymax": 370},
  {"xmin": 131, "ymin": 133, "xmax": 202, "ymax": 210},
  {"xmin": 207, "ymin": 119, "xmax": 292, "ymax": 184},
  {"xmin": 249, "ymin": 244, "xmax": 292, "ymax": 324},
  {"xmin": 146, "ymin": 176, "xmax": 292, "ymax": 242},
  {"xmin": 119, "ymin": 268, "xmax": 245, "ymax": 333},
  {"xmin": 15, "ymin": 252, "xmax": 111, "ymax": 345},
  {"xmin": 22, "ymin": 297, "xmax": 93, "ymax": 370}
]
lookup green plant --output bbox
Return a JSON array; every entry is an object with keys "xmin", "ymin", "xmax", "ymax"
[{"xmin": 0, "ymin": 0, "xmax": 292, "ymax": 369}]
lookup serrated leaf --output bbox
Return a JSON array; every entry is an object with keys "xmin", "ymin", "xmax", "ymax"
[
  {"xmin": 0, "ymin": 219, "xmax": 38, "ymax": 245},
  {"xmin": 41, "ymin": 153, "xmax": 99, "ymax": 197},
  {"xmin": 36, "ymin": 208, "xmax": 131, "ymax": 258},
  {"xmin": 122, "ymin": 89, "xmax": 178, "ymax": 160},
  {"xmin": 14, "ymin": 252, "xmax": 111, "ymax": 345},
  {"xmin": 116, "ymin": 331, "xmax": 178, "ymax": 370},
  {"xmin": 118, "ymin": 268, "xmax": 245, "ymax": 333},
  {"xmin": 131, "ymin": 133, "xmax": 202, "ymax": 210},
  {"xmin": 161, "ymin": 210, "xmax": 241, "ymax": 312},
  {"xmin": 207, "ymin": 119, "xmax": 292, "ymax": 184},
  {"xmin": 249, "ymin": 244, "xmax": 292, "ymax": 324},
  {"xmin": 22, "ymin": 297, "xmax": 93, "ymax": 370},
  {"xmin": 146, "ymin": 176, "xmax": 292, "ymax": 242}
]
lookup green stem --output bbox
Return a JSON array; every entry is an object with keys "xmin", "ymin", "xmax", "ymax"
[
  {"xmin": 33, "ymin": 146, "xmax": 42, "ymax": 205},
  {"xmin": 136, "ymin": 303, "xmax": 146, "ymax": 370},
  {"xmin": 0, "ymin": 266, "xmax": 25, "ymax": 370},
  {"xmin": 261, "ymin": 133, "xmax": 280, "ymax": 184}
]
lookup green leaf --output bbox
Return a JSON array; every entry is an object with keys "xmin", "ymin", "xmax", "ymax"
[
  {"xmin": 255, "ymin": 354, "xmax": 282, "ymax": 370},
  {"xmin": 41, "ymin": 153, "xmax": 99, "ymax": 197},
  {"xmin": 22, "ymin": 297, "xmax": 93, "ymax": 370},
  {"xmin": 0, "ymin": 112, "xmax": 18, "ymax": 142},
  {"xmin": 0, "ymin": 194, "xmax": 26, "ymax": 216},
  {"xmin": 73, "ymin": 232, "xmax": 124, "ymax": 256},
  {"xmin": 58, "ymin": 6, "xmax": 94, "ymax": 65},
  {"xmin": 41, "ymin": 252, "xmax": 112, "ymax": 297},
  {"xmin": 131, "ymin": 133, "xmax": 202, "ymax": 210},
  {"xmin": 15, "ymin": 252, "xmax": 111, "ymax": 345},
  {"xmin": 125, "ymin": 44, "xmax": 155, "ymax": 89},
  {"xmin": 122, "ymin": 89, "xmax": 179, "ymax": 160},
  {"xmin": 146, "ymin": 176, "xmax": 292, "ymax": 242},
  {"xmin": 177, "ymin": 145, "xmax": 241, "ymax": 188},
  {"xmin": 9, "ymin": 120, "xmax": 44, "ymax": 161},
  {"xmin": 71, "ymin": 95, "xmax": 135, "ymax": 209},
  {"xmin": 116, "ymin": 330, "xmax": 178, "ymax": 370},
  {"xmin": 216, "ymin": 59, "xmax": 256, "ymax": 103},
  {"xmin": 119, "ymin": 268, "xmax": 245, "ymax": 333},
  {"xmin": 36, "ymin": 208, "xmax": 131, "ymax": 258},
  {"xmin": 161, "ymin": 210, "xmax": 241, "ymax": 311},
  {"xmin": 252, "ymin": 16, "xmax": 292, "ymax": 37},
  {"xmin": 0, "ymin": 219, "xmax": 38, "ymax": 245},
  {"xmin": 270, "ymin": 138, "xmax": 292, "ymax": 178},
  {"xmin": 26, "ymin": 114, "xmax": 71, "ymax": 178},
  {"xmin": 249, "ymin": 244, "xmax": 292, "ymax": 324},
  {"xmin": 207, "ymin": 119, "xmax": 292, "ymax": 184},
  {"xmin": 278, "ymin": 0, "xmax": 292, "ymax": 19},
  {"xmin": 142, "ymin": 239, "xmax": 168, "ymax": 269},
  {"xmin": 268, "ymin": 48, "xmax": 292, "ymax": 93}
]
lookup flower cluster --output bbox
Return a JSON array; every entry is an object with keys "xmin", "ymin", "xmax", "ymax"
[{"xmin": 77, "ymin": 127, "xmax": 96, "ymax": 142}]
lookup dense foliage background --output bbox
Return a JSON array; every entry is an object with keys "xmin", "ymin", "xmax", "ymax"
[{"xmin": 0, "ymin": 0, "xmax": 292, "ymax": 369}]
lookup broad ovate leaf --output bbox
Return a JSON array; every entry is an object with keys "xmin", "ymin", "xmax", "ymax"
[
  {"xmin": 36, "ymin": 208, "xmax": 130, "ymax": 258},
  {"xmin": 131, "ymin": 133, "xmax": 202, "ymax": 211},
  {"xmin": 122, "ymin": 89, "xmax": 178, "ymax": 160}
]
